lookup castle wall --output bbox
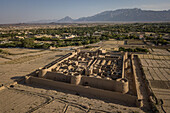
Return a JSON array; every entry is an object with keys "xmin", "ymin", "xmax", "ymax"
[
  {"xmin": 97, "ymin": 57, "xmax": 120, "ymax": 61},
  {"xmin": 40, "ymin": 71, "xmax": 129, "ymax": 93},
  {"xmin": 121, "ymin": 52, "xmax": 128, "ymax": 78},
  {"xmin": 45, "ymin": 72, "xmax": 71, "ymax": 83},
  {"xmin": 121, "ymin": 54, "xmax": 125, "ymax": 78},
  {"xmin": 46, "ymin": 52, "xmax": 77, "ymax": 71},
  {"xmin": 131, "ymin": 54, "xmax": 145, "ymax": 107},
  {"xmin": 131, "ymin": 55, "xmax": 138, "ymax": 95},
  {"xmin": 26, "ymin": 76, "xmax": 136, "ymax": 106},
  {"xmin": 81, "ymin": 76, "xmax": 116, "ymax": 91}
]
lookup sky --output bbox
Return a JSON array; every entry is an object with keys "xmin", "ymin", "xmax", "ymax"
[{"xmin": 0, "ymin": 0, "xmax": 170, "ymax": 24}]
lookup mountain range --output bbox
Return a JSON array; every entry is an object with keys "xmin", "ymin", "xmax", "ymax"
[{"xmin": 32, "ymin": 8, "xmax": 170, "ymax": 23}]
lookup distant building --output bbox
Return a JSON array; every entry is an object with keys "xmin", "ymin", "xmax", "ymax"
[
  {"xmin": 92, "ymin": 31, "xmax": 102, "ymax": 37},
  {"xmin": 34, "ymin": 34, "xmax": 53, "ymax": 38},
  {"xmin": 14, "ymin": 36, "xmax": 25, "ymax": 39},
  {"xmin": 139, "ymin": 35, "xmax": 144, "ymax": 39},
  {"xmin": 62, "ymin": 35, "xmax": 76, "ymax": 39}
]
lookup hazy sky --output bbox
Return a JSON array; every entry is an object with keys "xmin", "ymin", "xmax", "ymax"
[{"xmin": 0, "ymin": 0, "xmax": 170, "ymax": 24}]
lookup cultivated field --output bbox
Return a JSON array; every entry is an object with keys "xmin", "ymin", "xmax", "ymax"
[
  {"xmin": 149, "ymin": 49, "xmax": 170, "ymax": 56},
  {"xmin": 138, "ymin": 49, "xmax": 170, "ymax": 112},
  {"xmin": 126, "ymin": 39, "xmax": 144, "ymax": 45}
]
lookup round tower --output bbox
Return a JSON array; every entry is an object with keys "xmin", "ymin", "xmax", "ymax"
[
  {"xmin": 38, "ymin": 69, "xmax": 48, "ymax": 78},
  {"xmin": 71, "ymin": 73, "xmax": 82, "ymax": 85},
  {"xmin": 76, "ymin": 49, "xmax": 81, "ymax": 53},
  {"xmin": 116, "ymin": 78, "xmax": 129, "ymax": 94}
]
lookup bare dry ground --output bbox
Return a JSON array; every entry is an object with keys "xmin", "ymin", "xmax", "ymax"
[
  {"xmin": 138, "ymin": 49, "xmax": 170, "ymax": 112},
  {"xmin": 0, "ymin": 87, "xmax": 48, "ymax": 113},
  {"xmin": 2, "ymin": 83, "xmax": 142, "ymax": 113},
  {"xmin": 0, "ymin": 43, "xmax": 145, "ymax": 113},
  {"xmin": 0, "ymin": 48, "xmax": 68, "ymax": 85},
  {"xmin": 93, "ymin": 39, "xmax": 124, "ymax": 51},
  {"xmin": 126, "ymin": 39, "xmax": 144, "ymax": 45}
]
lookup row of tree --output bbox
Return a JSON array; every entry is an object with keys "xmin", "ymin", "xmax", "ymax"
[
  {"xmin": 0, "ymin": 35, "xmax": 109, "ymax": 49},
  {"xmin": 1, "ymin": 23, "xmax": 170, "ymax": 38}
]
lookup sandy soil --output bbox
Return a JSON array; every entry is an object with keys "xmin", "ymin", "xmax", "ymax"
[
  {"xmin": 7, "ymin": 83, "xmax": 143, "ymax": 113},
  {"xmin": 0, "ymin": 49, "xmax": 68, "ymax": 85},
  {"xmin": 0, "ymin": 88, "xmax": 48, "ymax": 113},
  {"xmin": 1, "ymin": 48, "xmax": 42, "ymax": 54}
]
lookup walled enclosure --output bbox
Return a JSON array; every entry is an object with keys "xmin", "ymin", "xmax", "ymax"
[{"xmin": 25, "ymin": 49, "xmax": 134, "ymax": 104}]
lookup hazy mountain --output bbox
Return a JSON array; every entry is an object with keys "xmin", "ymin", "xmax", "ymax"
[
  {"xmin": 30, "ymin": 16, "xmax": 73, "ymax": 23},
  {"xmin": 28, "ymin": 8, "xmax": 170, "ymax": 23},
  {"xmin": 57, "ymin": 16, "xmax": 74, "ymax": 22},
  {"xmin": 75, "ymin": 8, "xmax": 170, "ymax": 22},
  {"xmin": 30, "ymin": 19, "xmax": 59, "ymax": 23}
]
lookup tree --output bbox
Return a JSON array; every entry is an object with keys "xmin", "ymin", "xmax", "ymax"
[
  {"xmin": 84, "ymin": 40, "xmax": 90, "ymax": 45},
  {"xmin": 42, "ymin": 43, "xmax": 50, "ymax": 49},
  {"xmin": 21, "ymin": 38, "xmax": 35, "ymax": 48}
]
